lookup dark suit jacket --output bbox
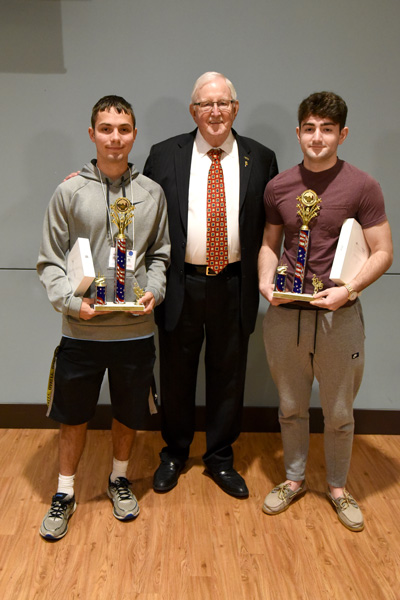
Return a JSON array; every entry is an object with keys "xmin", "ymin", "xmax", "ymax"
[{"xmin": 143, "ymin": 128, "xmax": 278, "ymax": 335}]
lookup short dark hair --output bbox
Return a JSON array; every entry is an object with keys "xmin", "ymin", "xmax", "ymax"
[
  {"xmin": 298, "ymin": 91, "xmax": 348, "ymax": 131},
  {"xmin": 91, "ymin": 95, "xmax": 136, "ymax": 129}
]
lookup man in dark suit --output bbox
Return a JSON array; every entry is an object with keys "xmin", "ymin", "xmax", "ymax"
[{"xmin": 144, "ymin": 72, "xmax": 278, "ymax": 497}]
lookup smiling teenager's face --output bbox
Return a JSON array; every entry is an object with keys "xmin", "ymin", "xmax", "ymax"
[
  {"xmin": 189, "ymin": 77, "xmax": 239, "ymax": 147},
  {"xmin": 89, "ymin": 108, "xmax": 137, "ymax": 175},
  {"xmin": 296, "ymin": 115, "xmax": 348, "ymax": 172}
]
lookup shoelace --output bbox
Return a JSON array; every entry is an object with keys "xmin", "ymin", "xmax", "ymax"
[
  {"xmin": 276, "ymin": 483, "xmax": 292, "ymax": 499},
  {"xmin": 112, "ymin": 478, "xmax": 132, "ymax": 500},
  {"xmin": 48, "ymin": 498, "xmax": 70, "ymax": 518},
  {"xmin": 337, "ymin": 490, "xmax": 358, "ymax": 509}
]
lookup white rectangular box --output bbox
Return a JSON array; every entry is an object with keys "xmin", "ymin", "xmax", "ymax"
[
  {"xmin": 330, "ymin": 218, "xmax": 370, "ymax": 284},
  {"xmin": 67, "ymin": 237, "xmax": 95, "ymax": 296}
]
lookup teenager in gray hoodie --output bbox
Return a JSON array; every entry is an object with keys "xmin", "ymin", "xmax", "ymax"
[{"xmin": 37, "ymin": 95, "xmax": 170, "ymax": 540}]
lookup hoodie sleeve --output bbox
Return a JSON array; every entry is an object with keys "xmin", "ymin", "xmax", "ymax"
[{"xmin": 37, "ymin": 186, "xmax": 82, "ymax": 319}]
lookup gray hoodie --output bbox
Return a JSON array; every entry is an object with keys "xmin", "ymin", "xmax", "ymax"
[{"xmin": 37, "ymin": 161, "xmax": 170, "ymax": 341}]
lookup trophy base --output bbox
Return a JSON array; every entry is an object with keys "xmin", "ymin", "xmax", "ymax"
[
  {"xmin": 93, "ymin": 302, "xmax": 145, "ymax": 312},
  {"xmin": 273, "ymin": 291, "xmax": 315, "ymax": 302}
]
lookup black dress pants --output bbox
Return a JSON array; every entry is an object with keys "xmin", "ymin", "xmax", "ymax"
[{"xmin": 158, "ymin": 264, "xmax": 249, "ymax": 470}]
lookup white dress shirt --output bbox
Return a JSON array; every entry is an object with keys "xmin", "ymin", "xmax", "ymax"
[{"xmin": 185, "ymin": 130, "xmax": 241, "ymax": 265}]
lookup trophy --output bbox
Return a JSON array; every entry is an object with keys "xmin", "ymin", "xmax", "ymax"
[
  {"xmin": 94, "ymin": 197, "xmax": 145, "ymax": 312},
  {"xmin": 272, "ymin": 189, "xmax": 324, "ymax": 302}
]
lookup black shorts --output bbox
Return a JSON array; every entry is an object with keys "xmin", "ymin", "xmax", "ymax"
[{"xmin": 48, "ymin": 336, "xmax": 156, "ymax": 428}]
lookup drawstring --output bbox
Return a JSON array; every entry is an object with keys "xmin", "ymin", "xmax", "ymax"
[
  {"xmin": 313, "ymin": 310, "xmax": 318, "ymax": 354},
  {"xmin": 97, "ymin": 169, "xmax": 113, "ymax": 240},
  {"xmin": 297, "ymin": 310, "xmax": 301, "ymax": 346},
  {"xmin": 106, "ymin": 179, "xmax": 111, "ymax": 237},
  {"xmin": 97, "ymin": 166, "xmax": 135, "ymax": 245},
  {"xmin": 296, "ymin": 309, "xmax": 319, "ymax": 353}
]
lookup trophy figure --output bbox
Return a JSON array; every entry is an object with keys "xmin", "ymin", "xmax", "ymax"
[
  {"xmin": 133, "ymin": 281, "xmax": 145, "ymax": 301},
  {"xmin": 93, "ymin": 197, "xmax": 144, "ymax": 312},
  {"xmin": 273, "ymin": 189, "xmax": 324, "ymax": 302}
]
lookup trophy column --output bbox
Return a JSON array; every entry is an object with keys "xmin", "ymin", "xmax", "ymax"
[{"xmin": 115, "ymin": 233, "xmax": 127, "ymax": 304}]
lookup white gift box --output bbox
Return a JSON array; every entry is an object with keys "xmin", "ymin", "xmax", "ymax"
[
  {"xmin": 67, "ymin": 237, "xmax": 95, "ymax": 296},
  {"xmin": 330, "ymin": 218, "xmax": 370, "ymax": 285}
]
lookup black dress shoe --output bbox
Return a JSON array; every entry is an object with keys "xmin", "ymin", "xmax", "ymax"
[
  {"xmin": 205, "ymin": 467, "xmax": 249, "ymax": 498},
  {"xmin": 153, "ymin": 460, "xmax": 184, "ymax": 492}
]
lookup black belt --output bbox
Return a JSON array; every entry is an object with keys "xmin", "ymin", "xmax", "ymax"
[{"xmin": 185, "ymin": 262, "xmax": 241, "ymax": 277}]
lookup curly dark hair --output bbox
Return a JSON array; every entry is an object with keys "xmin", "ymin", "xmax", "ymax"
[{"xmin": 298, "ymin": 92, "xmax": 348, "ymax": 131}]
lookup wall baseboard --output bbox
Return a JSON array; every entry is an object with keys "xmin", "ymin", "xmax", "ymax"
[{"xmin": 0, "ymin": 405, "xmax": 399, "ymax": 434}]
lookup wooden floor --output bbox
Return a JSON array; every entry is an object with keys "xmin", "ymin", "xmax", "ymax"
[{"xmin": 0, "ymin": 430, "xmax": 399, "ymax": 600}]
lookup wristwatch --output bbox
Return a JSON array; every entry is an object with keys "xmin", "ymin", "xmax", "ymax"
[{"xmin": 344, "ymin": 283, "xmax": 358, "ymax": 301}]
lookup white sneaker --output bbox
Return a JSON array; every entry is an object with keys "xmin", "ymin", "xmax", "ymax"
[
  {"xmin": 107, "ymin": 476, "xmax": 140, "ymax": 521},
  {"xmin": 39, "ymin": 493, "xmax": 77, "ymax": 540}
]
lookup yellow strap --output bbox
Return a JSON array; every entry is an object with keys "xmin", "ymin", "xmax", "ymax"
[{"xmin": 46, "ymin": 345, "xmax": 60, "ymax": 406}]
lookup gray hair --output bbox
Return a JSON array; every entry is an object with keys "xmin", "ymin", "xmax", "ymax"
[{"xmin": 190, "ymin": 72, "xmax": 237, "ymax": 103}]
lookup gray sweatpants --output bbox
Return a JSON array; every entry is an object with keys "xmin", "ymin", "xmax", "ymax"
[{"xmin": 263, "ymin": 302, "xmax": 365, "ymax": 488}]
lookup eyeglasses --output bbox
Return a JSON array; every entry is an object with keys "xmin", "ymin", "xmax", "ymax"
[{"xmin": 192, "ymin": 100, "xmax": 236, "ymax": 113}]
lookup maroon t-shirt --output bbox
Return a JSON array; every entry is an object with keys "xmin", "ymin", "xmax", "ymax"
[{"xmin": 264, "ymin": 160, "xmax": 387, "ymax": 295}]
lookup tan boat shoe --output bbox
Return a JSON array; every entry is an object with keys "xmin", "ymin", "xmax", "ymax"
[
  {"xmin": 263, "ymin": 481, "xmax": 307, "ymax": 515},
  {"xmin": 327, "ymin": 488, "xmax": 364, "ymax": 532}
]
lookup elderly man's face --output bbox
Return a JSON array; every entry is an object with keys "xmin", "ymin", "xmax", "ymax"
[{"xmin": 190, "ymin": 77, "xmax": 239, "ymax": 147}]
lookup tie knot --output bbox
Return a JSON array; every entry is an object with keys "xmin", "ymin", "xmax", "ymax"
[{"xmin": 208, "ymin": 148, "xmax": 222, "ymax": 161}]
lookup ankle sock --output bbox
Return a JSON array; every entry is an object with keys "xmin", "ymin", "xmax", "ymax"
[
  {"xmin": 110, "ymin": 458, "xmax": 129, "ymax": 483},
  {"xmin": 57, "ymin": 473, "xmax": 75, "ymax": 498}
]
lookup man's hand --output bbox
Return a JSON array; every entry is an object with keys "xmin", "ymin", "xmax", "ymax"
[
  {"xmin": 258, "ymin": 222, "xmax": 293, "ymax": 306},
  {"xmin": 130, "ymin": 291, "xmax": 155, "ymax": 315},
  {"xmin": 310, "ymin": 286, "xmax": 349, "ymax": 311},
  {"xmin": 63, "ymin": 171, "xmax": 80, "ymax": 182},
  {"xmin": 79, "ymin": 297, "xmax": 113, "ymax": 319},
  {"xmin": 79, "ymin": 297, "xmax": 97, "ymax": 320},
  {"xmin": 259, "ymin": 282, "xmax": 294, "ymax": 306}
]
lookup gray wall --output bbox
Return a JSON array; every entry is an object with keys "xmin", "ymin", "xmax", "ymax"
[{"xmin": 1, "ymin": 0, "xmax": 398, "ymax": 413}]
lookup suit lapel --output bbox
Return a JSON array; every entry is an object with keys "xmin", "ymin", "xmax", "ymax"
[
  {"xmin": 175, "ymin": 131, "xmax": 196, "ymax": 236},
  {"xmin": 236, "ymin": 133, "xmax": 252, "ymax": 212}
]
